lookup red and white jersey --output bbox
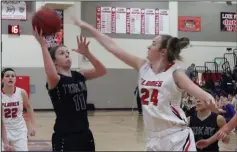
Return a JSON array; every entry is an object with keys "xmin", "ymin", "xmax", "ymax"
[
  {"xmin": 138, "ymin": 62, "xmax": 188, "ymax": 133},
  {"xmin": 2, "ymin": 87, "xmax": 26, "ymax": 130}
]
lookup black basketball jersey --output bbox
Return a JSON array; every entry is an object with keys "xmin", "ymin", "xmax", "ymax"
[
  {"xmin": 46, "ymin": 71, "xmax": 89, "ymax": 133},
  {"xmin": 189, "ymin": 112, "xmax": 219, "ymax": 152}
]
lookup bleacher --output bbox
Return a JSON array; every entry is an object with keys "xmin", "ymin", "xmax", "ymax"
[{"xmin": 191, "ymin": 48, "xmax": 237, "ymax": 95}]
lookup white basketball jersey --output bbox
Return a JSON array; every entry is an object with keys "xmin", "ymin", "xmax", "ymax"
[
  {"xmin": 2, "ymin": 87, "xmax": 26, "ymax": 130},
  {"xmin": 138, "ymin": 63, "xmax": 188, "ymax": 132}
]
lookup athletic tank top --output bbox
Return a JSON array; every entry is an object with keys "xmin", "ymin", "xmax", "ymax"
[
  {"xmin": 46, "ymin": 71, "xmax": 89, "ymax": 133},
  {"xmin": 138, "ymin": 62, "xmax": 187, "ymax": 132},
  {"xmin": 2, "ymin": 87, "xmax": 26, "ymax": 130},
  {"xmin": 189, "ymin": 112, "xmax": 219, "ymax": 152}
]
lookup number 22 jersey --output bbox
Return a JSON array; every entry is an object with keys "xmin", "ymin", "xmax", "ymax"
[
  {"xmin": 2, "ymin": 87, "xmax": 26, "ymax": 130},
  {"xmin": 138, "ymin": 63, "xmax": 188, "ymax": 133}
]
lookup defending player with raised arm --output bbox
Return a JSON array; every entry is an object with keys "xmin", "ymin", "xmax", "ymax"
[
  {"xmin": 72, "ymin": 18, "xmax": 217, "ymax": 151},
  {"xmin": 32, "ymin": 27, "xmax": 107, "ymax": 151}
]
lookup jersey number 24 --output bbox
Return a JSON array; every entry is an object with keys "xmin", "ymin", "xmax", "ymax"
[{"xmin": 141, "ymin": 88, "xmax": 158, "ymax": 106}]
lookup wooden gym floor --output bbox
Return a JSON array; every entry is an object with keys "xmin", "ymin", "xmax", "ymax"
[
  {"xmin": 28, "ymin": 111, "xmax": 146, "ymax": 151},
  {"xmin": 28, "ymin": 111, "xmax": 237, "ymax": 151}
]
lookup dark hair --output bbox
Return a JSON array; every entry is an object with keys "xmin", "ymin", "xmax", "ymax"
[
  {"xmin": 160, "ymin": 35, "xmax": 190, "ymax": 62},
  {"xmin": 1, "ymin": 68, "xmax": 15, "ymax": 89},
  {"xmin": 48, "ymin": 44, "xmax": 66, "ymax": 61},
  {"xmin": 1, "ymin": 68, "xmax": 15, "ymax": 79}
]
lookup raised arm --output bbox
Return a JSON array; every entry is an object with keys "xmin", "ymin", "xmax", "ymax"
[
  {"xmin": 32, "ymin": 27, "xmax": 60, "ymax": 89},
  {"xmin": 173, "ymin": 70, "xmax": 216, "ymax": 112},
  {"xmin": 73, "ymin": 35, "xmax": 107, "ymax": 80},
  {"xmin": 71, "ymin": 17, "xmax": 146, "ymax": 70}
]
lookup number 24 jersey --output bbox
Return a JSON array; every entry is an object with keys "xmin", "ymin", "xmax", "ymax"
[{"xmin": 138, "ymin": 63, "xmax": 188, "ymax": 132}]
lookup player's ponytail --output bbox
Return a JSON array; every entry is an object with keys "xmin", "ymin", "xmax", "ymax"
[{"xmin": 160, "ymin": 35, "xmax": 190, "ymax": 62}]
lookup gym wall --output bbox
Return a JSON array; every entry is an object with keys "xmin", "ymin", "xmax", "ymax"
[
  {"xmin": 178, "ymin": 2, "xmax": 237, "ymax": 42},
  {"xmin": 178, "ymin": 2, "xmax": 237, "ymax": 68},
  {"xmin": 1, "ymin": 1, "xmax": 237, "ymax": 109}
]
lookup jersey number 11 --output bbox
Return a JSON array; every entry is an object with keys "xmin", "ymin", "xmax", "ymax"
[{"xmin": 73, "ymin": 94, "xmax": 86, "ymax": 111}]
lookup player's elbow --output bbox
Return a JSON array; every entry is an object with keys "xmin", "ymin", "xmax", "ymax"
[{"xmin": 97, "ymin": 68, "xmax": 107, "ymax": 77}]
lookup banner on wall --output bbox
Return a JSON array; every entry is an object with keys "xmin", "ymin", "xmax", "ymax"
[
  {"xmin": 96, "ymin": 6, "xmax": 169, "ymax": 35},
  {"xmin": 178, "ymin": 16, "xmax": 201, "ymax": 32},
  {"xmin": 1, "ymin": 1, "xmax": 27, "ymax": 20},
  {"xmin": 220, "ymin": 12, "xmax": 237, "ymax": 32},
  {"xmin": 45, "ymin": 9, "xmax": 64, "ymax": 48}
]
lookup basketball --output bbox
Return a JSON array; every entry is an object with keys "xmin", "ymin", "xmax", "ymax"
[{"xmin": 32, "ymin": 7, "xmax": 62, "ymax": 36}]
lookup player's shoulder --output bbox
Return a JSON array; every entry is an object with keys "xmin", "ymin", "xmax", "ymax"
[
  {"xmin": 15, "ymin": 87, "xmax": 27, "ymax": 95},
  {"xmin": 73, "ymin": 69, "xmax": 86, "ymax": 81},
  {"xmin": 169, "ymin": 63, "xmax": 183, "ymax": 72},
  {"xmin": 139, "ymin": 62, "xmax": 150, "ymax": 73}
]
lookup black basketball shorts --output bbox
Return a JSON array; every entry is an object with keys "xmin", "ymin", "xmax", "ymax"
[{"xmin": 52, "ymin": 129, "xmax": 95, "ymax": 151}]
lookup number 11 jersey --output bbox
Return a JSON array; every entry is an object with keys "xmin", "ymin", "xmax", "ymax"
[
  {"xmin": 46, "ymin": 71, "xmax": 89, "ymax": 133},
  {"xmin": 2, "ymin": 87, "xmax": 26, "ymax": 130},
  {"xmin": 138, "ymin": 63, "xmax": 188, "ymax": 133}
]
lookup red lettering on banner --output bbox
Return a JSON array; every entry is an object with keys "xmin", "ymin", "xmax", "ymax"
[
  {"xmin": 141, "ymin": 9, "xmax": 145, "ymax": 34},
  {"xmin": 155, "ymin": 9, "xmax": 159, "ymax": 35},
  {"xmin": 96, "ymin": 7, "xmax": 101, "ymax": 31},
  {"xmin": 111, "ymin": 7, "xmax": 116, "ymax": 33},
  {"xmin": 126, "ymin": 8, "xmax": 130, "ymax": 34}
]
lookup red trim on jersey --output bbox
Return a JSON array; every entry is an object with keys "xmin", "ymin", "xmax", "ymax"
[
  {"xmin": 184, "ymin": 139, "xmax": 191, "ymax": 152},
  {"xmin": 150, "ymin": 63, "xmax": 175, "ymax": 72},
  {"xmin": 171, "ymin": 105, "xmax": 183, "ymax": 121},
  {"xmin": 164, "ymin": 63, "xmax": 175, "ymax": 72},
  {"xmin": 184, "ymin": 138, "xmax": 191, "ymax": 152},
  {"xmin": 2, "ymin": 87, "xmax": 16, "ymax": 94},
  {"xmin": 182, "ymin": 133, "xmax": 191, "ymax": 152}
]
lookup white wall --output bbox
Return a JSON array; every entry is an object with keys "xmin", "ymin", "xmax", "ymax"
[{"xmin": 2, "ymin": 1, "xmax": 237, "ymax": 69}]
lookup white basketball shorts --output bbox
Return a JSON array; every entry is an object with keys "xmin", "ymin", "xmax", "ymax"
[
  {"xmin": 146, "ymin": 127, "xmax": 196, "ymax": 151},
  {"xmin": 6, "ymin": 127, "xmax": 28, "ymax": 151}
]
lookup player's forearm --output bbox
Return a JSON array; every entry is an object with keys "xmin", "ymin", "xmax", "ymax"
[
  {"xmin": 84, "ymin": 25, "xmax": 118, "ymax": 54},
  {"xmin": 224, "ymin": 114, "xmax": 237, "ymax": 133},
  {"xmin": 206, "ymin": 133, "xmax": 219, "ymax": 145},
  {"xmin": 84, "ymin": 51, "xmax": 107, "ymax": 75},
  {"xmin": 27, "ymin": 106, "xmax": 36, "ymax": 127},
  {"xmin": 41, "ymin": 45, "xmax": 59, "ymax": 81},
  {"xmin": 1, "ymin": 122, "xmax": 8, "ymax": 144}
]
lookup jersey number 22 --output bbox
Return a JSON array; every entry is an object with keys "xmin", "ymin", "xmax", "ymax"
[
  {"xmin": 141, "ymin": 88, "xmax": 158, "ymax": 106},
  {"xmin": 4, "ymin": 108, "xmax": 18, "ymax": 118}
]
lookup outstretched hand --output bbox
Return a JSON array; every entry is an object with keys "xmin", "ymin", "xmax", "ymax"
[
  {"xmin": 216, "ymin": 130, "xmax": 228, "ymax": 140},
  {"xmin": 72, "ymin": 35, "xmax": 90, "ymax": 55},
  {"xmin": 32, "ymin": 27, "xmax": 47, "ymax": 47},
  {"xmin": 196, "ymin": 139, "xmax": 210, "ymax": 150}
]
